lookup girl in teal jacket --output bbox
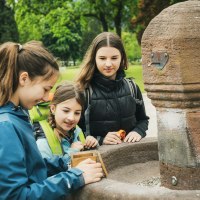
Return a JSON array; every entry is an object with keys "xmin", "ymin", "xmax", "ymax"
[{"xmin": 0, "ymin": 41, "xmax": 103, "ymax": 200}]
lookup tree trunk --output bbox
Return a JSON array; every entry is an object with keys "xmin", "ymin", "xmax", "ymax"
[{"xmin": 114, "ymin": 2, "xmax": 122, "ymax": 37}]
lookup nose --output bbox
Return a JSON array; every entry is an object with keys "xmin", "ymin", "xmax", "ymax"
[
  {"xmin": 105, "ymin": 59, "xmax": 112, "ymax": 67},
  {"xmin": 41, "ymin": 93, "xmax": 49, "ymax": 102},
  {"xmin": 67, "ymin": 112, "xmax": 75, "ymax": 122}
]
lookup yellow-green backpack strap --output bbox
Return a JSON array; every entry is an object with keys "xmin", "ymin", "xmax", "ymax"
[
  {"xmin": 39, "ymin": 120, "xmax": 63, "ymax": 156},
  {"xmin": 77, "ymin": 126, "xmax": 86, "ymax": 144}
]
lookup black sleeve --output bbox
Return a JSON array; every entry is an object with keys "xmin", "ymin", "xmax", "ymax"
[{"xmin": 133, "ymin": 85, "xmax": 150, "ymax": 138}]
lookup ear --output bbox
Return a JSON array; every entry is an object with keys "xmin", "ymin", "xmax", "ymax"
[
  {"xmin": 19, "ymin": 72, "xmax": 30, "ymax": 86},
  {"xmin": 50, "ymin": 105, "xmax": 56, "ymax": 115}
]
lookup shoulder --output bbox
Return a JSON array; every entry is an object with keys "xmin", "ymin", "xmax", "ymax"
[
  {"xmin": 0, "ymin": 119, "xmax": 16, "ymax": 139},
  {"xmin": 73, "ymin": 126, "xmax": 82, "ymax": 138},
  {"xmin": 36, "ymin": 138, "xmax": 53, "ymax": 159},
  {"xmin": 0, "ymin": 115, "xmax": 19, "ymax": 137},
  {"xmin": 0, "ymin": 112, "xmax": 13, "ymax": 123}
]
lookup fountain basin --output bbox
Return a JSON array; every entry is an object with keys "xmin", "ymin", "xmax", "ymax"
[{"xmin": 72, "ymin": 138, "xmax": 200, "ymax": 200}]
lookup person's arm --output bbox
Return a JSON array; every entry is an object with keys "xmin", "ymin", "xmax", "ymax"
[
  {"xmin": 37, "ymin": 137, "xmax": 72, "ymax": 176},
  {"xmin": 43, "ymin": 154, "xmax": 71, "ymax": 176},
  {"xmin": 133, "ymin": 85, "xmax": 149, "ymax": 138},
  {"xmin": 0, "ymin": 122, "xmax": 84, "ymax": 200}
]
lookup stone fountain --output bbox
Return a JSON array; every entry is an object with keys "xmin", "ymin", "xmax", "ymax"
[{"xmin": 71, "ymin": 1, "xmax": 200, "ymax": 199}]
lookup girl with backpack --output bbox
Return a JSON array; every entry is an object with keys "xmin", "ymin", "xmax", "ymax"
[
  {"xmin": 0, "ymin": 41, "xmax": 103, "ymax": 200},
  {"xmin": 76, "ymin": 32, "xmax": 149, "ymax": 145},
  {"xmin": 35, "ymin": 81, "xmax": 99, "ymax": 159}
]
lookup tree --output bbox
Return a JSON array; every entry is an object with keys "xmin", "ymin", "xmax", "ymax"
[
  {"xmin": 122, "ymin": 32, "xmax": 141, "ymax": 62},
  {"xmin": 14, "ymin": 0, "xmax": 82, "ymax": 63},
  {"xmin": 131, "ymin": 0, "xmax": 187, "ymax": 45},
  {"xmin": 78, "ymin": 0, "xmax": 136, "ymax": 37},
  {"xmin": 0, "ymin": 0, "xmax": 19, "ymax": 43}
]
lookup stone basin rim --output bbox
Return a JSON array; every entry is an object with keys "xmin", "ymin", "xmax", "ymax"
[{"xmin": 74, "ymin": 137, "xmax": 200, "ymax": 200}]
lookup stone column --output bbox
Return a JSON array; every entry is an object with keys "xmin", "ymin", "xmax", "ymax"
[{"xmin": 141, "ymin": 0, "xmax": 200, "ymax": 190}]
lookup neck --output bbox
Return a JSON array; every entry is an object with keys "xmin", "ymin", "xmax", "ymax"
[
  {"xmin": 54, "ymin": 127, "xmax": 69, "ymax": 140},
  {"xmin": 10, "ymin": 93, "xmax": 19, "ymax": 107}
]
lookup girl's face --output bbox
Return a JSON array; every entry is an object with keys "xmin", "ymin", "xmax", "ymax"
[
  {"xmin": 50, "ymin": 98, "xmax": 82, "ymax": 133},
  {"xmin": 17, "ymin": 71, "xmax": 59, "ymax": 110},
  {"xmin": 95, "ymin": 46, "xmax": 122, "ymax": 80}
]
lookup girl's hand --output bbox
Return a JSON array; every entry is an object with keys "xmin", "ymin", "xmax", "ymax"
[
  {"xmin": 84, "ymin": 136, "xmax": 98, "ymax": 149},
  {"xmin": 103, "ymin": 132, "xmax": 122, "ymax": 145},
  {"xmin": 76, "ymin": 158, "xmax": 103, "ymax": 184},
  {"xmin": 124, "ymin": 131, "xmax": 142, "ymax": 143},
  {"xmin": 71, "ymin": 141, "xmax": 84, "ymax": 151}
]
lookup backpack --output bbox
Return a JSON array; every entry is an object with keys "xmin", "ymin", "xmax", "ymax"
[
  {"xmin": 29, "ymin": 101, "xmax": 86, "ymax": 156},
  {"xmin": 84, "ymin": 78, "xmax": 143, "ymax": 136}
]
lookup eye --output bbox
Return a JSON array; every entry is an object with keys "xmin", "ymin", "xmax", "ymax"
[
  {"xmin": 63, "ymin": 109, "xmax": 70, "ymax": 113},
  {"xmin": 44, "ymin": 88, "xmax": 50, "ymax": 92},
  {"xmin": 99, "ymin": 57, "xmax": 106, "ymax": 60},
  {"xmin": 112, "ymin": 57, "xmax": 118, "ymax": 60},
  {"xmin": 75, "ymin": 112, "xmax": 81, "ymax": 116}
]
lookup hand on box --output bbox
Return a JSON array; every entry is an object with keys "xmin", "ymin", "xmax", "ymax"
[
  {"xmin": 76, "ymin": 158, "xmax": 103, "ymax": 184},
  {"xmin": 71, "ymin": 141, "xmax": 84, "ymax": 151}
]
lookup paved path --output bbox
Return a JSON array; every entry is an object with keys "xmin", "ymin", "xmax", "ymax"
[{"xmin": 142, "ymin": 94, "xmax": 158, "ymax": 138}]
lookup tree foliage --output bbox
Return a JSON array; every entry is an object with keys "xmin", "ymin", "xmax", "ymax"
[
  {"xmin": 131, "ymin": 0, "xmax": 187, "ymax": 45},
  {"xmin": 4, "ymin": 0, "xmax": 188, "ymax": 63},
  {"xmin": 122, "ymin": 32, "xmax": 141, "ymax": 62},
  {"xmin": 0, "ymin": 0, "xmax": 19, "ymax": 43},
  {"xmin": 77, "ymin": 0, "xmax": 136, "ymax": 37},
  {"xmin": 15, "ymin": 0, "xmax": 82, "ymax": 62}
]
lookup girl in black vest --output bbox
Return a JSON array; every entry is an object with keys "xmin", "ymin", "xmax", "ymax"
[{"xmin": 77, "ymin": 32, "xmax": 149, "ymax": 145}]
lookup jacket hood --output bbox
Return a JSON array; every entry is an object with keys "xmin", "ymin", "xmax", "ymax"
[{"xmin": 0, "ymin": 102, "xmax": 29, "ymax": 120}]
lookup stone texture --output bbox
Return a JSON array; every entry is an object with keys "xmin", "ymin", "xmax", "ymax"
[
  {"xmin": 141, "ymin": 1, "xmax": 200, "ymax": 109},
  {"xmin": 141, "ymin": 0, "xmax": 200, "ymax": 190},
  {"xmin": 70, "ymin": 138, "xmax": 200, "ymax": 200}
]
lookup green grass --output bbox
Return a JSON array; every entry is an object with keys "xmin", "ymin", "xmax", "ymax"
[{"xmin": 57, "ymin": 65, "xmax": 145, "ymax": 93}]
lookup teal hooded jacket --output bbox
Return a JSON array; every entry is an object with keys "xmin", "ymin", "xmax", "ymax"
[{"xmin": 0, "ymin": 102, "xmax": 84, "ymax": 200}]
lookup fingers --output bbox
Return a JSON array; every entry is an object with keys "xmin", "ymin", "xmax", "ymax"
[
  {"xmin": 103, "ymin": 132, "xmax": 122, "ymax": 145},
  {"xmin": 71, "ymin": 141, "xmax": 84, "ymax": 151},
  {"xmin": 124, "ymin": 132, "xmax": 142, "ymax": 143},
  {"xmin": 84, "ymin": 136, "xmax": 98, "ymax": 149},
  {"xmin": 83, "ymin": 168, "xmax": 104, "ymax": 184},
  {"xmin": 78, "ymin": 158, "xmax": 97, "ymax": 165},
  {"xmin": 75, "ymin": 159, "xmax": 104, "ymax": 185}
]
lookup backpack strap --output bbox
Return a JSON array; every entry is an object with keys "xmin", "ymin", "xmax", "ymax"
[
  {"xmin": 124, "ymin": 78, "xmax": 137, "ymax": 98},
  {"xmin": 29, "ymin": 101, "xmax": 50, "ymax": 123},
  {"xmin": 77, "ymin": 126, "xmax": 86, "ymax": 144},
  {"xmin": 85, "ymin": 85, "xmax": 93, "ymax": 106},
  {"xmin": 39, "ymin": 120, "xmax": 63, "ymax": 156},
  {"xmin": 84, "ymin": 85, "xmax": 93, "ymax": 137},
  {"xmin": 124, "ymin": 78, "xmax": 143, "ymax": 105}
]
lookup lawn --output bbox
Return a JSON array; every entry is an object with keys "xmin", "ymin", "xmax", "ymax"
[{"xmin": 57, "ymin": 65, "xmax": 145, "ymax": 93}]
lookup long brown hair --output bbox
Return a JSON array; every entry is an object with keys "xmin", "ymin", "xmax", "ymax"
[
  {"xmin": 76, "ymin": 32, "xmax": 128, "ymax": 89},
  {"xmin": 0, "ymin": 41, "xmax": 59, "ymax": 106},
  {"xmin": 48, "ymin": 81, "xmax": 85, "ymax": 129}
]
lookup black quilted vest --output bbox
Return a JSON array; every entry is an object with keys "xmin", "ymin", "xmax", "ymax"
[{"xmin": 87, "ymin": 70, "xmax": 138, "ymax": 138}]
